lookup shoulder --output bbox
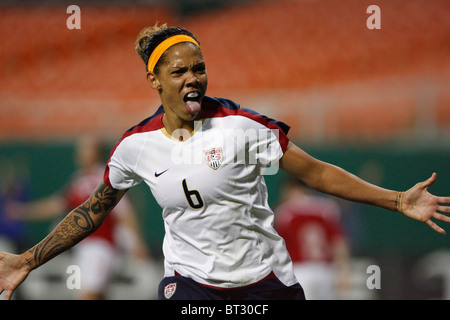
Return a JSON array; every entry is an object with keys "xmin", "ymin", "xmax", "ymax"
[
  {"xmin": 111, "ymin": 106, "xmax": 164, "ymax": 149},
  {"xmin": 105, "ymin": 106, "xmax": 164, "ymax": 170},
  {"xmin": 122, "ymin": 105, "xmax": 165, "ymax": 138}
]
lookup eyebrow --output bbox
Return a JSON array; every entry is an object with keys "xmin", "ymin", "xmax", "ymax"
[{"xmin": 171, "ymin": 61, "xmax": 206, "ymax": 70}]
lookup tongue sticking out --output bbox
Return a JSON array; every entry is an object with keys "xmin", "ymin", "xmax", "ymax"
[{"xmin": 185, "ymin": 100, "xmax": 201, "ymax": 114}]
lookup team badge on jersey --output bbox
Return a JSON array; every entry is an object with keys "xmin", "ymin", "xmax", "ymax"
[
  {"xmin": 204, "ymin": 147, "xmax": 223, "ymax": 170},
  {"xmin": 164, "ymin": 282, "xmax": 177, "ymax": 299}
]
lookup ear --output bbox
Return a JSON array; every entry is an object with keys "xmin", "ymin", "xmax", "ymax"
[{"xmin": 147, "ymin": 72, "xmax": 161, "ymax": 90}]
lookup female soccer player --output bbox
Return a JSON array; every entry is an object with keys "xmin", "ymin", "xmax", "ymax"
[{"xmin": 1, "ymin": 24, "xmax": 449, "ymax": 300}]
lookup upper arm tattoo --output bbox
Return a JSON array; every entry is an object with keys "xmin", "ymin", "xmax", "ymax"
[{"xmin": 90, "ymin": 183, "xmax": 122, "ymax": 215}]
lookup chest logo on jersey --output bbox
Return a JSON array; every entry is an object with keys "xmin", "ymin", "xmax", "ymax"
[{"xmin": 204, "ymin": 147, "xmax": 223, "ymax": 170}]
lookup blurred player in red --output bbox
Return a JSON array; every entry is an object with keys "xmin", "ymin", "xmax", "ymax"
[
  {"xmin": 9, "ymin": 136, "xmax": 148, "ymax": 299},
  {"xmin": 275, "ymin": 178, "xmax": 350, "ymax": 299}
]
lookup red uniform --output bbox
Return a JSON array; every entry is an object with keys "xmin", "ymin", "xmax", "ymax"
[{"xmin": 275, "ymin": 194, "xmax": 345, "ymax": 264}]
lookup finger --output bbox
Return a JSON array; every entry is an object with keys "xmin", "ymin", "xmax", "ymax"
[
  {"xmin": 422, "ymin": 172, "xmax": 437, "ymax": 189},
  {"xmin": 426, "ymin": 219, "xmax": 446, "ymax": 235},
  {"xmin": 437, "ymin": 205, "xmax": 450, "ymax": 214},
  {"xmin": 434, "ymin": 211, "xmax": 450, "ymax": 223},
  {"xmin": 437, "ymin": 197, "xmax": 450, "ymax": 205}
]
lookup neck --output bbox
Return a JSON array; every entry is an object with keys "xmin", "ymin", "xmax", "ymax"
[{"xmin": 162, "ymin": 114, "xmax": 200, "ymax": 141}]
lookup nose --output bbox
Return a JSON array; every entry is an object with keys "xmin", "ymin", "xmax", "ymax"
[{"xmin": 186, "ymin": 70, "xmax": 200, "ymax": 86}]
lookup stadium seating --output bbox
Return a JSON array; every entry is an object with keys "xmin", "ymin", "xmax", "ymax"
[{"xmin": 0, "ymin": 0, "xmax": 448, "ymax": 142}]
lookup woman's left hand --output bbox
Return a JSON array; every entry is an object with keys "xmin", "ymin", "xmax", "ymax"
[{"xmin": 402, "ymin": 173, "xmax": 450, "ymax": 234}]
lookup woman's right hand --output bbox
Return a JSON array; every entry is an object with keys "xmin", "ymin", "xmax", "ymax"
[{"xmin": 0, "ymin": 252, "xmax": 31, "ymax": 300}]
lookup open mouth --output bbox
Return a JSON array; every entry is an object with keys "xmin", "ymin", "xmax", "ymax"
[{"xmin": 183, "ymin": 91, "xmax": 202, "ymax": 114}]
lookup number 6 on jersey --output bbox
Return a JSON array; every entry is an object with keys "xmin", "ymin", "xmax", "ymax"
[{"xmin": 182, "ymin": 179, "xmax": 204, "ymax": 209}]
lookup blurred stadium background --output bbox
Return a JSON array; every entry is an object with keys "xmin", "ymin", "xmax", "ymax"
[{"xmin": 0, "ymin": 0, "xmax": 448, "ymax": 299}]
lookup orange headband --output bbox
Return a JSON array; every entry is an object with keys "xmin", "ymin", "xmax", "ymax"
[{"xmin": 147, "ymin": 34, "xmax": 200, "ymax": 72}]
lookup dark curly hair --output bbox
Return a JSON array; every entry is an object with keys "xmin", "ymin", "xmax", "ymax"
[{"xmin": 135, "ymin": 23, "xmax": 200, "ymax": 73}]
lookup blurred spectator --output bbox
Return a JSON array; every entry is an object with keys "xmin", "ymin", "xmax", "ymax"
[
  {"xmin": 8, "ymin": 136, "xmax": 149, "ymax": 300},
  {"xmin": 0, "ymin": 158, "xmax": 30, "ymax": 253},
  {"xmin": 275, "ymin": 178, "xmax": 351, "ymax": 300}
]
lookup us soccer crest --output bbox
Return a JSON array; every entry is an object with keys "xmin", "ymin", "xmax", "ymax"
[
  {"xmin": 164, "ymin": 282, "xmax": 177, "ymax": 299},
  {"xmin": 204, "ymin": 147, "xmax": 223, "ymax": 170}
]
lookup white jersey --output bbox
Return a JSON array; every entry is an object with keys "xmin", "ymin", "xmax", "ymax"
[{"xmin": 104, "ymin": 96, "xmax": 298, "ymax": 288}]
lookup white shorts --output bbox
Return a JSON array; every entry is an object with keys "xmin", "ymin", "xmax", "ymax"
[
  {"xmin": 74, "ymin": 238, "xmax": 117, "ymax": 294},
  {"xmin": 293, "ymin": 262, "xmax": 336, "ymax": 300}
]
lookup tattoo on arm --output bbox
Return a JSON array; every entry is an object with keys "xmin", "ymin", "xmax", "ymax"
[
  {"xmin": 25, "ymin": 183, "xmax": 124, "ymax": 269},
  {"xmin": 90, "ymin": 185, "xmax": 120, "ymax": 215}
]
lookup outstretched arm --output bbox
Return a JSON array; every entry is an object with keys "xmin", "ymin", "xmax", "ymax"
[
  {"xmin": 0, "ymin": 182, "xmax": 127, "ymax": 300},
  {"xmin": 280, "ymin": 142, "xmax": 450, "ymax": 234}
]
